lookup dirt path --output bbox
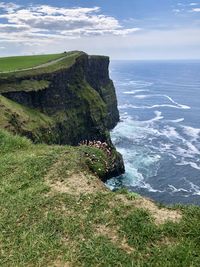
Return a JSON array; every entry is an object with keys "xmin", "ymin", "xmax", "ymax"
[{"xmin": 0, "ymin": 55, "xmax": 69, "ymax": 74}]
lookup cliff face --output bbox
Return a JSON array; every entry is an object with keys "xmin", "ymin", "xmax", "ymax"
[
  {"xmin": 86, "ymin": 55, "xmax": 120, "ymax": 129},
  {"xmin": 0, "ymin": 52, "xmax": 124, "ymax": 179}
]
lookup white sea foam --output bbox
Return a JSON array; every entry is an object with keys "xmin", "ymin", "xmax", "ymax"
[
  {"xmin": 123, "ymin": 89, "xmax": 150, "ymax": 95},
  {"xmin": 120, "ymin": 80, "xmax": 153, "ymax": 87},
  {"xmin": 170, "ymin": 154, "xmax": 177, "ymax": 159},
  {"xmin": 183, "ymin": 179, "xmax": 200, "ymax": 196},
  {"xmin": 182, "ymin": 126, "xmax": 200, "ymax": 141},
  {"xmin": 168, "ymin": 118, "xmax": 185, "ymax": 123},
  {"xmin": 168, "ymin": 185, "xmax": 189, "ymax": 193},
  {"xmin": 168, "ymin": 182, "xmax": 200, "ymax": 196},
  {"xmin": 111, "ymin": 115, "xmax": 160, "ymax": 143},
  {"xmin": 158, "ymin": 129, "xmax": 200, "ymax": 158},
  {"xmin": 173, "ymin": 138, "xmax": 200, "ymax": 158},
  {"xmin": 122, "ymin": 163, "xmax": 162, "ymax": 193},
  {"xmin": 119, "ymin": 103, "xmax": 190, "ymax": 110},
  {"xmin": 121, "ymin": 94, "xmax": 191, "ymax": 110},
  {"xmin": 190, "ymin": 182, "xmax": 200, "ymax": 196},
  {"xmin": 112, "ymin": 113, "xmax": 200, "ymax": 198},
  {"xmin": 133, "ymin": 94, "xmax": 151, "ymax": 99},
  {"xmin": 164, "ymin": 95, "xmax": 191, "ymax": 109},
  {"xmin": 176, "ymin": 161, "xmax": 200, "ymax": 170},
  {"xmin": 161, "ymin": 81, "xmax": 200, "ymax": 88},
  {"xmin": 161, "ymin": 126, "xmax": 185, "ymax": 141},
  {"xmin": 109, "ymin": 61, "xmax": 200, "ymax": 203},
  {"xmin": 138, "ymin": 180, "xmax": 164, "ymax": 193},
  {"xmin": 140, "ymin": 111, "xmax": 164, "ymax": 124},
  {"xmin": 185, "ymin": 141, "xmax": 200, "ymax": 155},
  {"xmin": 176, "ymin": 147, "xmax": 194, "ymax": 159}
]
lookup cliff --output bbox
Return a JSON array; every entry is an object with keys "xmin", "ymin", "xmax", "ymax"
[
  {"xmin": 0, "ymin": 51, "xmax": 124, "ymax": 180},
  {"xmin": 0, "ymin": 53, "xmax": 198, "ymax": 267},
  {"xmin": 1, "ymin": 129, "xmax": 198, "ymax": 267}
]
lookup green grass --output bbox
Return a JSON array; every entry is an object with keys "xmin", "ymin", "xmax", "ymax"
[
  {"xmin": 0, "ymin": 51, "xmax": 200, "ymax": 266},
  {"xmin": 0, "ymin": 95, "xmax": 53, "ymax": 130},
  {"xmin": 0, "ymin": 77, "xmax": 108, "ymax": 145},
  {"xmin": 0, "ymin": 51, "xmax": 83, "ymax": 78},
  {"xmin": 0, "ymin": 129, "xmax": 200, "ymax": 266},
  {"xmin": 0, "ymin": 80, "xmax": 50, "ymax": 93},
  {"xmin": 0, "ymin": 95, "xmax": 61, "ymax": 144},
  {"xmin": 0, "ymin": 53, "xmax": 65, "ymax": 72}
]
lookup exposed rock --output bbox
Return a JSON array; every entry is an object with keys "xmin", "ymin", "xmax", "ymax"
[{"xmin": 0, "ymin": 51, "xmax": 125, "ymax": 180}]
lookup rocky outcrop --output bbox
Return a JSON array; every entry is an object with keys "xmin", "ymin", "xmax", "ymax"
[
  {"xmin": 0, "ymin": 52, "xmax": 124, "ymax": 179},
  {"xmin": 86, "ymin": 55, "xmax": 120, "ymax": 129}
]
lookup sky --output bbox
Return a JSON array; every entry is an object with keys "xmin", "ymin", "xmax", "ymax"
[{"xmin": 0, "ymin": 0, "xmax": 200, "ymax": 59}]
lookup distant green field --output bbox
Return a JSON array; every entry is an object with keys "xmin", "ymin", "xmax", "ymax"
[{"xmin": 0, "ymin": 53, "xmax": 66, "ymax": 72}]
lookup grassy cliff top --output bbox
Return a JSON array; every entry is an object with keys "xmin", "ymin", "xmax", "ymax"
[
  {"xmin": 0, "ymin": 53, "xmax": 66, "ymax": 72},
  {"xmin": 0, "ymin": 129, "xmax": 200, "ymax": 266},
  {"xmin": 0, "ymin": 51, "xmax": 83, "ymax": 79}
]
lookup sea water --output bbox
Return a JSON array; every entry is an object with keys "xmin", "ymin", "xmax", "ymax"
[{"xmin": 106, "ymin": 60, "xmax": 200, "ymax": 205}]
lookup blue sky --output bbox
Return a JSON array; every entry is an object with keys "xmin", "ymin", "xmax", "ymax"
[{"xmin": 0, "ymin": 0, "xmax": 200, "ymax": 59}]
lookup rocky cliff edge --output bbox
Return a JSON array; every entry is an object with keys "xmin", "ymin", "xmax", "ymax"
[{"xmin": 0, "ymin": 51, "xmax": 124, "ymax": 180}]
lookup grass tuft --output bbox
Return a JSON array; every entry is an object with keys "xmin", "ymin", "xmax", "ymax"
[{"xmin": 0, "ymin": 129, "xmax": 200, "ymax": 266}]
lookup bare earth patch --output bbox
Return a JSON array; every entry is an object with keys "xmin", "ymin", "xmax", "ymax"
[
  {"xmin": 156, "ymin": 236, "xmax": 178, "ymax": 247},
  {"xmin": 134, "ymin": 197, "xmax": 182, "ymax": 224},
  {"xmin": 114, "ymin": 194, "xmax": 182, "ymax": 225},
  {"xmin": 45, "ymin": 157, "xmax": 107, "ymax": 196},
  {"xmin": 47, "ymin": 172, "xmax": 107, "ymax": 195},
  {"xmin": 51, "ymin": 260, "xmax": 73, "ymax": 267},
  {"xmin": 95, "ymin": 224, "xmax": 134, "ymax": 254}
]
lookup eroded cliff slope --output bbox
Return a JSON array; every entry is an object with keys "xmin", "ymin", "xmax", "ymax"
[{"xmin": 0, "ymin": 51, "xmax": 124, "ymax": 179}]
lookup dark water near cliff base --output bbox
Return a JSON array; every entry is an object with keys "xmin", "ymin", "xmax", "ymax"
[{"xmin": 106, "ymin": 60, "xmax": 200, "ymax": 205}]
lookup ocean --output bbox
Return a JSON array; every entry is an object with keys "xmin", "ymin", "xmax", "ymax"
[{"xmin": 106, "ymin": 60, "xmax": 200, "ymax": 205}]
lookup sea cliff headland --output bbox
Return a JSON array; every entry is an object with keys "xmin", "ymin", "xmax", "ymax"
[{"xmin": 0, "ymin": 52, "xmax": 199, "ymax": 267}]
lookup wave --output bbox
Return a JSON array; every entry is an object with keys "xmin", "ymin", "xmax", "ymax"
[
  {"xmin": 134, "ymin": 94, "xmax": 151, "ymax": 99},
  {"xmin": 140, "ymin": 111, "xmax": 164, "ymax": 123},
  {"xmin": 132, "ymin": 94, "xmax": 191, "ymax": 110},
  {"xmin": 120, "ymin": 80, "xmax": 153, "ymax": 87},
  {"xmin": 161, "ymin": 126, "xmax": 185, "ymax": 141},
  {"xmin": 185, "ymin": 141, "xmax": 200, "ymax": 155},
  {"xmin": 184, "ymin": 179, "xmax": 200, "ymax": 196},
  {"xmin": 164, "ymin": 95, "xmax": 190, "ymax": 109},
  {"xmin": 119, "ymin": 103, "xmax": 190, "ymax": 110},
  {"xmin": 112, "ymin": 115, "xmax": 161, "ymax": 143},
  {"xmin": 168, "ymin": 185, "xmax": 189, "ymax": 193},
  {"xmin": 168, "ymin": 118, "xmax": 185, "ymax": 123},
  {"xmin": 123, "ymin": 89, "xmax": 150, "ymax": 95},
  {"xmin": 106, "ymin": 162, "xmax": 163, "ymax": 194},
  {"xmin": 182, "ymin": 126, "xmax": 200, "ymax": 141},
  {"xmin": 160, "ymin": 126, "xmax": 200, "ymax": 157},
  {"xmin": 119, "ymin": 111, "xmax": 164, "ymax": 126},
  {"xmin": 117, "ymin": 113, "xmax": 199, "ymax": 159},
  {"xmin": 189, "ymin": 182, "xmax": 200, "ymax": 196},
  {"xmin": 135, "ymin": 180, "xmax": 164, "ymax": 193},
  {"xmin": 176, "ymin": 161, "xmax": 200, "ymax": 170},
  {"xmin": 160, "ymin": 80, "xmax": 200, "ymax": 88},
  {"xmin": 168, "ymin": 181, "xmax": 200, "ymax": 196},
  {"xmin": 176, "ymin": 147, "xmax": 198, "ymax": 159}
]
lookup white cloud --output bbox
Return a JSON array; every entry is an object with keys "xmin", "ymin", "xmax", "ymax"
[
  {"xmin": 173, "ymin": 9, "xmax": 182, "ymax": 13},
  {"xmin": 0, "ymin": 2, "xmax": 140, "ymax": 45},
  {"xmin": 0, "ymin": 2, "xmax": 20, "ymax": 13},
  {"xmin": 190, "ymin": 3, "xmax": 198, "ymax": 6},
  {"xmin": 0, "ymin": 23, "xmax": 29, "ymax": 32},
  {"xmin": 0, "ymin": 2, "xmax": 199, "ymax": 59},
  {"xmin": 5, "ymin": 27, "xmax": 197, "ymax": 60},
  {"xmin": 175, "ymin": 2, "xmax": 199, "ymax": 13}
]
